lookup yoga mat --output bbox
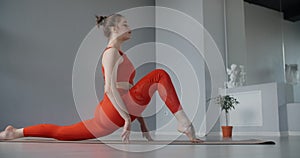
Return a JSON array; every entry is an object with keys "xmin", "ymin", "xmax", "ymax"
[{"xmin": 1, "ymin": 138, "xmax": 275, "ymax": 145}]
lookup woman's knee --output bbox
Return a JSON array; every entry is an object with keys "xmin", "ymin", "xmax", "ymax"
[{"xmin": 154, "ymin": 69, "xmax": 170, "ymax": 77}]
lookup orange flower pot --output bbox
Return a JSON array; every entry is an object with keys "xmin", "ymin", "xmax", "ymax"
[{"xmin": 221, "ymin": 126, "xmax": 233, "ymax": 138}]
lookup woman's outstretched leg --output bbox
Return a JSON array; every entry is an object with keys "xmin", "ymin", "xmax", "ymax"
[
  {"xmin": 1, "ymin": 104, "xmax": 119, "ymax": 141},
  {"xmin": 0, "ymin": 121, "xmax": 96, "ymax": 141},
  {"xmin": 22, "ymin": 121, "xmax": 97, "ymax": 141},
  {"xmin": 127, "ymin": 69, "xmax": 202, "ymax": 142}
]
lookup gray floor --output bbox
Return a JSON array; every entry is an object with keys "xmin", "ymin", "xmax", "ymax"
[{"xmin": 0, "ymin": 136, "xmax": 299, "ymax": 158}]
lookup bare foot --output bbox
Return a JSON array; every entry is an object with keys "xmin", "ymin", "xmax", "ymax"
[
  {"xmin": 175, "ymin": 110, "xmax": 204, "ymax": 143},
  {"xmin": 178, "ymin": 124, "xmax": 204, "ymax": 143},
  {"xmin": 0, "ymin": 125, "xmax": 23, "ymax": 140}
]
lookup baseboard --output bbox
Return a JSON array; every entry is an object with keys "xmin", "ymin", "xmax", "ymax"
[
  {"xmin": 151, "ymin": 132, "xmax": 181, "ymax": 140},
  {"xmin": 102, "ymin": 131, "xmax": 300, "ymax": 140},
  {"xmin": 154, "ymin": 131, "xmax": 208, "ymax": 136},
  {"xmin": 206, "ymin": 132, "xmax": 222, "ymax": 136},
  {"xmin": 288, "ymin": 131, "xmax": 300, "ymax": 136},
  {"xmin": 209, "ymin": 131, "xmax": 300, "ymax": 136},
  {"xmin": 207, "ymin": 131, "xmax": 281, "ymax": 136},
  {"xmin": 281, "ymin": 131, "xmax": 300, "ymax": 136},
  {"xmin": 280, "ymin": 131, "xmax": 289, "ymax": 136}
]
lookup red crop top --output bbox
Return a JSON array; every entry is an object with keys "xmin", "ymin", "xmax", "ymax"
[{"xmin": 101, "ymin": 47, "xmax": 136, "ymax": 84}]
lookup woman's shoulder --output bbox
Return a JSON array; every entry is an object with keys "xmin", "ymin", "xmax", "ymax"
[
  {"xmin": 103, "ymin": 47, "xmax": 123, "ymax": 56},
  {"xmin": 101, "ymin": 47, "xmax": 124, "ymax": 63}
]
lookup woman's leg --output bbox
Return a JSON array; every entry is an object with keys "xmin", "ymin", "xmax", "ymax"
[
  {"xmin": 123, "ymin": 69, "xmax": 201, "ymax": 142},
  {"xmin": 0, "ymin": 122, "xmax": 99, "ymax": 141},
  {"xmin": 22, "ymin": 121, "xmax": 96, "ymax": 141},
  {"xmin": 126, "ymin": 69, "xmax": 182, "ymax": 114},
  {"xmin": 0, "ymin": 105, "xmax": 119, "ymax": 141},
  {"xmin": 102, "ymin": 69, "xmax": 184, "ymax": 125}
]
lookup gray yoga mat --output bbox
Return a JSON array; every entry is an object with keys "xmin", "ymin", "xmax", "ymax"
[{"xmin": 1, "ymin": 138, "xmax": 275, "ymax": 145}]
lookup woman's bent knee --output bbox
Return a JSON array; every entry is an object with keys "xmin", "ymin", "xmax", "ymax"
[{"xmin": 154, "ymin": 69, "xmax": 169, "ymax": 77}]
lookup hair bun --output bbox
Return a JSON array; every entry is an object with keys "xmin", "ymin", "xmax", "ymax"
[{"xmin": 95, "ymin": 15, "xmax": 107, "ymax": 27}]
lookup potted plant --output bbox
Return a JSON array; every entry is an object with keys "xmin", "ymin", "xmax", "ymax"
[{"xmin": 211, "ymin": 95, "xmax": 240, "ymax": 138}]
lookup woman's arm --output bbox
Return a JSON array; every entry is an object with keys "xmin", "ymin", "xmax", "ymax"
[
  {"xmin": 137, "ymin": 117, "xmax": 153, "ymax": 141},
  {"xmin": 102, "ymin": 48, "xmax": 131, "ymax": 143}
]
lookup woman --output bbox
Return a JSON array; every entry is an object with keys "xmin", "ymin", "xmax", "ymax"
[{"xmin": 0, "ymin": 14, "xmax": 202, "ymax": 143}]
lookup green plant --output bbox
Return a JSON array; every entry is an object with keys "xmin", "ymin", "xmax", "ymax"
[{"xmin": 209, "ymin": 95, "xmax": 240, "ymax": 126}]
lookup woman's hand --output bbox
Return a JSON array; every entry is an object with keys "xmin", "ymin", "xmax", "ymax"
[
  {"xmin": 140, "ymin": 124, "xmax": 153, "ymax": 141},
  {"xmin": 137, "ymin": 117, "xmax": 153, "ymax": 141},
  {"xmin": 121, "ymin": 119, "xmax": 131, "ymax": 143}
]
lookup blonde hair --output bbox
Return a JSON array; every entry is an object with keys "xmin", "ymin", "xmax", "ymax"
[{"xmin": 95, "ymin": 14, "xmax": 124, "ymax": 38}]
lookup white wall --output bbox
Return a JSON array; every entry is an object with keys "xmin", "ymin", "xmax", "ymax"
[
  {"xmin": 243, "ymin": 2, "xmax": 285, "ymax": 85},
  {"xmin": 226, "ymin": 0, "xmax": 247, "ymax": 67},
  {"xmin": 238, "ymin": 2, "xmax": 300, "ymax": 103},
  {"xmin": 283, "ymin": 20, "xmax": 300, "ymax": 102},
  {"xmin": 0, "ymin": 0, "xmax": 155, "ymax": 130},
  {"xmin": 203, "ymin": 0, "xmax": 226, "ymax": 133},
  {"xmin": 224, "ymin": 1, "xmax": 300, "ymax": 135},
  {"xmin": 155, "ymin": 0, "xmax": 206, "ymax": 136},
  {"xmin": 2, "ymin": 0, "xmax": 299, "ymax": 137},
  {"xmin": 226, "ymin": 1, "xmax": 285, "ymax": 86}
]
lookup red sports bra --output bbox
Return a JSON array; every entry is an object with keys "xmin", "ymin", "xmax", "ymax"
[{"xmin": 101, "ymin": 47, "xmax": 136, "ymax": 84}]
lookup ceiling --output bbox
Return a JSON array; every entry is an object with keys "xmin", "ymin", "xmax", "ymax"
[{"xmin": 244, "ymin": 0, "xmax": 300, "ymax": 22}]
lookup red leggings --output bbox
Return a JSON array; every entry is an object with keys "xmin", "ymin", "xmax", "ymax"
[{"xmin": 23, "ymin": 69, "xmax": 183, "ymax": 140}]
